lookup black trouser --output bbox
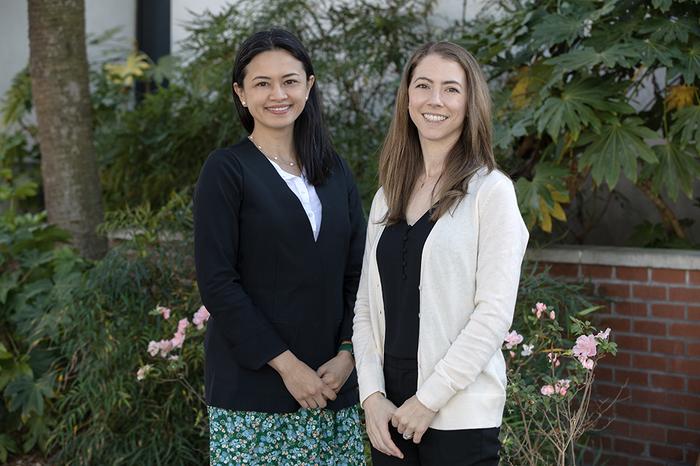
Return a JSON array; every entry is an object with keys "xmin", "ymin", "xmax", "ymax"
[{"xmin": 371, "ymin": 354, "xmax": 500, "ymax": 466}]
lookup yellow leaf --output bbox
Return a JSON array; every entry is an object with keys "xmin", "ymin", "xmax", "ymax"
[
  {"xmin": 546, "ymin": 183, "xmax": 570, "ymax": 203},
  {"xmin": 104, "ymin": 52, "xmax": 150, "ymax": 87},
  {"xmin": 538, "ymin": 198, "xmax": 553, "ymax": 232},
  {"xmin": 666, "ymin": 85, "xmax": 697, "ymax": 111},
  {"xmin": 550, "ymin": 202, "xmax": 567, "ymax": 221},
  {"xmin": 511, "ymin": 66, "xmax": 531, "ymax": 109}
]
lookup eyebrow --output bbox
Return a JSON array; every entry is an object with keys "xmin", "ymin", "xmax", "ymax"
[
  {"xmin": 252, "ymin": 72, "xmax": 301, "ymax": 81},
  {"xmin": 414, "ymin": 76, "xmax": 463, "ymax": 87}
]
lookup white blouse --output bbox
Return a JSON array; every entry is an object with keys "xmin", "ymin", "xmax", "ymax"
[{"xmin": 266, "ymin": 159, "xmax": 322, "ymax": 241}]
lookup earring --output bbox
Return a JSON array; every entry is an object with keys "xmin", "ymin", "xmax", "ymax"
[{"xmin": 242, "ymin": 101, "xmax": 246, "ymax": 106}]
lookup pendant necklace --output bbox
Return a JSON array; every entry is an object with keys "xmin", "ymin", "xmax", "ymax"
[{"xmin": 248, "ymin": 135, "xmax": 296, "ymax": 167}]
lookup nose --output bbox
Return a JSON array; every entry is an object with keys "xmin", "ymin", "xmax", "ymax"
[
  {"xmin": 428, "ymin": 88, "xmax": 443, "ymax": 107},
  {"xmin": 270, "ymin": 83, "xmax": 287, "ymax": 100}
]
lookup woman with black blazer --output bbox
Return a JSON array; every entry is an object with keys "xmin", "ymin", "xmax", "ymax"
[{"xmin": 194, "ymin": 29, "xmax": 366, "ymax": 465}]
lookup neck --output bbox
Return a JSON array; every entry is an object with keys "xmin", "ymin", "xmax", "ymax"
[
  {"xmin": 250, "ymin": 125, "xmax": 295, "ymax": 157},
  {"xmin": 419, "ymin": 134, "xmax": 457, "ymax": 177}
]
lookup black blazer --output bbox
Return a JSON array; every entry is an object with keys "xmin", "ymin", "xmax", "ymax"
[{"xmin": 193, "ymin": 138, "xmax": 366, "ymax": 413}]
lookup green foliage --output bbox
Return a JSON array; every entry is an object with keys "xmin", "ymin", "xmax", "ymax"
[{"xmin": 462, "ymin": 0, "xmax": 700, "ymax": 244}]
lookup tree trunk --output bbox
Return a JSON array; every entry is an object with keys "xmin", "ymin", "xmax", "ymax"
[{"xmin": 28, "ymin": 0, "xmax": 106, "ymax": 259}]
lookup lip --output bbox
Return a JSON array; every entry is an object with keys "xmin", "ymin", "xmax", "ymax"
[
  {"xmin": 422, "ymin": 112, "xmax": 448, "ymax": 123},
  {"xmin": 266, "ymin": 105, "xmax": 292, "ymax": 115}
]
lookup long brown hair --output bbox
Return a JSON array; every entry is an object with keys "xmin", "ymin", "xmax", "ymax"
[{"xmin": 378, "ymin": 42, "xmax": 496, "ymax": 223}]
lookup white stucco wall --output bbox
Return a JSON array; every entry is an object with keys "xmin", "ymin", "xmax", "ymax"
[{"xmin": 0, "ymin": 0, "xmax": 136, "ymax": 103}]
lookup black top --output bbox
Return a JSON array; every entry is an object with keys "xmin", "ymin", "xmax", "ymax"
[
  {"xmin": 193, "ymin": 138, "xmax": 366, "ymax": 413},
  {"xmin": 376, "ymin": 209, "xmax": 436, "ymax": 359}
]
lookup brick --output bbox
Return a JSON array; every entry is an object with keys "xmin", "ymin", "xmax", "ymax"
[
  {"xmin": 615, "ymin": 301, "xmax": 648, "ymax": 317},
  {"xmin": 595, "ymin": 382, "xmax": 630, "ymax": 400},
  {"xmin": 689, "ymin": 306, "xmax": 700, "ymax": 320},
  {"xmin": 599, "ymin": 317, "xmax": 632, "ymax": 332},
  {"xmin": 669, "ymin": 287, "xmax": 700, "ymax": 303},
  {"xmin": 687, "ymin": 412, "xmax": 700, "ymax": 429},
  {"xmin": 667, "ymin": 428, "xmax": 700, "ymax": 446},
  {"xmin": 666, "ymin": 392, "xmax": 700, "ymax": 412},
  {"xmin": 671, "ymin": 359, "xmax": 700, "ymax": 377},
  {"xmin": 615, "ymin": 438, "xmax": 646, "ymax": 455},
  {"xmin": 546, "ymin": 262, "xmax": 579, "ymax": 277},
  {"xmin": 629, "ymin": 421, "xmax": 664, "ymax": 440},
  {"xmin": 669, "ymin": 322, "xmax": 700, "ymax": 338},
  {"xmin": 634, "ymin": 353, "xmax": 668, "ymax": 370},
  {"xmin": 651, "ymin": 374, "xmax": 685, "ymax": 391},
  {"xmin": 650, "ymin": 407, "xmax": 684, "ymax": 426},
  {"xmin": 600, "ymin": 453, "xmax": 630, "ymax": 466},
  {"xmin": 596, "ymin": 366, "xmax": 614, "ymax": 382},
  {"xmin": 617, "ymin": 403, "xmax": 649, "ymax": 422},
  {"xmin": 650, "ymin": 443, "xmax": 684, "ymax": 461},
  {"xmin": 652, "ymin": 268, "xmax": 687, "ymax": 284},
  {"xmin": 631, "ymin": 387, "xmax": 668, "ymax": 406},
  {"xmin": 634, "ymin": 284, "xmax": 667, "ymax": 300},
  {"xmin": 604, "ymin": 350, "xmax": 632, "ymax": 367},
  {"xmin": 688, "ymin": 378, "xmax": 700, "ymax": 393},
  {"xmin": 633, "ymin": 320, "xmax": 668, "ymax": 336},
  {"xmin": 651, "ymin": 303, "xmax": 685, "ymax": 319},
  {"xmin": 688, "ymin": 343, "xmax": 700, "ymax": 356},
  {"xmin": 614, "ymin": 334, "xmax": 649, "ymax": 351},
  {"xmin": 583, "ymin": 264, "xmax": 613, "ymax": 279},
  {"xmin": 687, "ymin": 450, "xmax": 700, "ymax": 465},
  {"xmin": 630, "ymin": 461, "xmax": 665, "ymax": 466},
  {"xmin": 652, "ymin": 338, "xmax": 685, "ymax": 355},
  {"xmin": 690, "ymin": 270, "xmax": 700, "ymax": 285},
  {"xmin": 603, "ymin": 419, "xmax": 631, "ymax": 436},
  {"xmin": 598, "ymin": 283, "xmax": 630, "ymax": 298},
  {"xmin": 615, "ymin": 368, "xmax": 648, "ymax": 385},
  {"xmin": 616, "ymin": 266, "xmax": 649, "ymax": 281}
]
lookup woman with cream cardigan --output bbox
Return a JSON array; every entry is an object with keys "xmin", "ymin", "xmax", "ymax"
[{"xmin": 352, "ymin": 42, "xmax": 529, "ymax": 466}]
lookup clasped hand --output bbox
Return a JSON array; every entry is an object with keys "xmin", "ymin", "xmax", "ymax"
[{"xmin": 270, "ymin": 350, "xmax": 354, "ymax": 409}]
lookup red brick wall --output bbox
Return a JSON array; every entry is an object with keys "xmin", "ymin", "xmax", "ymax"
[{"xmin": 541, "ymin": 262, "xmax": 700, "ymax": 466}]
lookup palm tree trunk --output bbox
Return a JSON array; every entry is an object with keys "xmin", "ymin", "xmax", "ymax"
[{"xmin": 28, "ymin": 0, "xmax": 106, "ymax": 259}]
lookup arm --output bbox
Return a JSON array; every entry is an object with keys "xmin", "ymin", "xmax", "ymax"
[
  {"xmin": 193, "ymin": 150, "xmax": 288, "ymax": 370},
  {"xmin": 415, "ymin": 177, "xmax": 529, "ymax": 412}
]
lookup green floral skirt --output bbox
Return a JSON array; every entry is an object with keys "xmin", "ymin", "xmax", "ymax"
[{"xmin": 208, "ymin": 404, "xmax": 365, "ymax": 465}]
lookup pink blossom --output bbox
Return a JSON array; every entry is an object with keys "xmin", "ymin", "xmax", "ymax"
[
  {"xmin": 192, "ymin": 306, "xmax": 210, "ymax": 330},
  {"xmin": 532, "ymin": 302, "xmax": 547, "ymax": 318},
  {"xmin": 504, "ymin": 330, "xmax": 524, "ymax": 349},
  {"xmin": 136, "ymin": 364, "xmax": 152, "ymax": 381},
  {"xmin": 156, "ymin": 305, "xmax": 171, "ymax": 320},
  {"xmin": 540, "ymin": 384, "xmax": 555, "ymax": 396},
  {"xmin": 555, "ymin": 379, "xmax": 571, "ymax": 395},
  {"xmin": 177, "ymin": 318, "xmax": 189, "ymax": 333},
  {"xmin": 509, "ymin": 351, "xmax": 516, "ymax": 358},
  {"xmin": 547, "ymin": 352, "xmax": 561, "ymax": 367},
  {"xmin": 549, "ymin": 310, "xmax": 556, "ymax": 320},
  {"xmin": 171, "ymin": 331, "xmax": 186, "ymax": 349},
  {"xmin": 582, "ymin": 358, "xmax": 595, "ymax": 370},
  {"xmin": 573, "ymin": 335, "xmax": 598, "ymax": 359},
  {"xmin": 147, "ymin": 340, "xmax": 160, "ymax": 357},
  {"xmin": 156, "ymin": 339, "xmax": 173, "ymax": 357},
  {"xmin": 596, "ymin": 328, "xmax": 611, "ymax": 341}
]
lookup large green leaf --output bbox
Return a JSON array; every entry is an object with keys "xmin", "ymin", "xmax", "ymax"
[
  {"xmin": 4, "ymin": 374, "xmax": 54, "ymax": 419},
  {"xmin": 638, "ymin": 16, "xmax": 700, "ymax": 44},
  {"xmin": 648, "ymin": 142, "xmax": 700, "ymax": 201},
  {"xmin": 671, "ymin": 40, "xmax": 700, "ymax": 84},
  {"xmin": 579, "ymin": 117, "xmax": 658, "ymax": 187},
  {"xmin": 546, "ymin": 43, "xmax": 643, "ymax": 70},
  {"xmin": 535, "ymin": 79, "xmax": 632, "ymax": 141},
  {"xmin": 671, "ymin": 105, "xmax": 700, "ymax": 152},
  {"xmin": 531, "ymin": 14, "xmax": 583, "ymax": 47},
  {"xmin": 515, "ymin": 162, "xmax": 570, "ymax": 232}
]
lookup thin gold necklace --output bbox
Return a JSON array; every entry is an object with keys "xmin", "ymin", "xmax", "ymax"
[{"xmin": 248, "ymin": 135, "xmax": 297, "ymax": 167}]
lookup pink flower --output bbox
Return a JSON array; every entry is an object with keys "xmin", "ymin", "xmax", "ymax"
[
  {"xmin": 136, "ymin": 364, "xmax": 152, "ymax": 381},
  {"xmin": 156, "ymin": 305, "xmax": 171, "ymax": 320},
  {"xmin": 171, "ymin": 331, "xmax": 186, "ymax": 349},
  {"xmin": 596, "ymin": 328, "xmax": 611, "ymax": 341},
  {"xmin": 555, "ymin": 379, "xmax": 570, "ymax": 395},
  {"xmin": 540, "ymin": 384, "xmax": 555, "ymax": 396},
  {"xmin": 192, "ymin": 306, "xmax": 210, "ymax": 330},
  {"xmin": 509, "ymin": 351, "xmax": 516, "ymax": 358},
  {"xmin": 147, "ymin": 340, "xmax": 160, "ymax": 357},
  {"xmin": 547, "ymin": 352, "xmax": 561, "ymax": 367},
  {"xmin": 532, "ymin": 302, "xmax": 547, "ymax": 319},
  {"xmin": 504, "ymin": 330, "xmax": 524, "ymax": 349},
  {"xmin": 573, "ymin": 335, "xmax": 598, "ymax": 359},
  {"xmin": 549, "ymin": 310, "xmax": 556, "ymax": 320},
  {"xmin": 177, "ymin": 318, "xmax": 189, "ymax": 333},
  {"xmin": 582, "ymin": 358, "xmax": 595, "ymax": 370},
  {"xmin": 157, "ymin": 339, "xmax": 173, "ymax": 357}
]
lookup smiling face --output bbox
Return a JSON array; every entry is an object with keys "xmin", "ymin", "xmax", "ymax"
[
  {"xmin": 233, "ymin": 49, "xmax": 314, "ymax": 133},
  {"xmin": 407, "ymin": 53, "xmax": 468, "ymax": 147}
]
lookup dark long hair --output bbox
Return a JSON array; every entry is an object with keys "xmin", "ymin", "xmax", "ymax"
[{"xmin": 232, "ymin": 29, "xmax": 334, "ymax": 185}]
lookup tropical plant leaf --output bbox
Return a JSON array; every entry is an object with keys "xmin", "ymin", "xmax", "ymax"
[
  {"xmin": 647, "ymin": 142, "xmax": 700, "ymax": 201},
  {"xmin": 671, "ymin": 105, "xmax": 700, "ymax": 151},
  {"xmin": 671, "ymin": 40, "xmax": 700, "ymax": 86},
  {"xmin": 4, "ymin": 374, "xmax": 54, "ymax": 419},
  {"xmin": 579, "ymin": 117, "xmax": 658, "ymax": 187},
  {"xmin": 547, "ymin": 43, "xmax": 643, "ymax": 70},
  {"xmin": 0, "ymin": 434, "xmax": 17, "ymax": 463},
  {"xmin": 638, "ymin": 16, "xmax": 700, "ymax": 44},
  {"xmin": 531, "ymin": 14, "xmax": 583, "ymax": 47},
  {"xmin": 515, "ymin": 162, "xmax": 570, "ymax": 232}
]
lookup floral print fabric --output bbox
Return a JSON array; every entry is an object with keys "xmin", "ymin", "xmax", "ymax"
[{"xmin": 209, "ymin": 405, "xmax": 365, "ymax": 465}]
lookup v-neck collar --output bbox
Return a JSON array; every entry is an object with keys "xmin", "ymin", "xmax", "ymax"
[{"xmin": 245, "ymin": 137, "xmax": 325, "ymax": 244}]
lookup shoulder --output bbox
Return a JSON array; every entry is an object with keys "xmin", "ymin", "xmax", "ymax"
[
  {"xmin": 200, "ymin": 139, "xmax": 255, "ymax": 176},
  {"xmin": 368, "ymin": 187, "xmax": 388, "ymax": 222},
  {"xmin": 468, "ymin": 168, "xmax": 516, "ymax": 203}
]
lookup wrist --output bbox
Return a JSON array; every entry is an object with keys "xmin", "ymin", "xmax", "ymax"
[{"xmin": 268, "ymin": 350, "xmax": 298, "ymax": 376}]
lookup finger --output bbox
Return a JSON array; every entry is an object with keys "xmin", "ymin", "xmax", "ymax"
[
  {"xmin": 299, "ymin": 399, "xmax": 309, "ymax": 409},
  {"xmin": 317, "ymin": 365, "xmax": 328, "ymax": 377},
  {"xmin": 314, "ymin": 395, "xmax": 327, "ymax": 409},
  {"xmin": 321, "ymin": 385, "xmax": 337, "ymax": 401},
  {"xmin": 380, "ymin": 424, "xmax": 403, "ymax": 459},
  {"xmin": 391, "ymin": 415, "xmax": 399, "ymax": 429},
  {"xmin": 413, "ymin": 428, "xmax": 426, "ymax": 444},
  {"xmin": 306, "ymin": 398, "xmax": 318, "ymax": 409}
]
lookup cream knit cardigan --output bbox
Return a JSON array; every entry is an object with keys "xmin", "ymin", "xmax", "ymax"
[{"xmin": 352, "ymin": 168, "xmax": 529, "ymax": 430}]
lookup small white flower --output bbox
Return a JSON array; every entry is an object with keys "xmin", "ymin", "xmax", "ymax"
[
  {"xmin": 136, "ymin": 364, "xmax": 152, "ymax": 381},
  {"xmin": 582, "ymin": 18, "xmax": 593, "ymax": 37},
  {"xmin": 521, "ymin": 344, "xmax": 534, "ymax": 357}
]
